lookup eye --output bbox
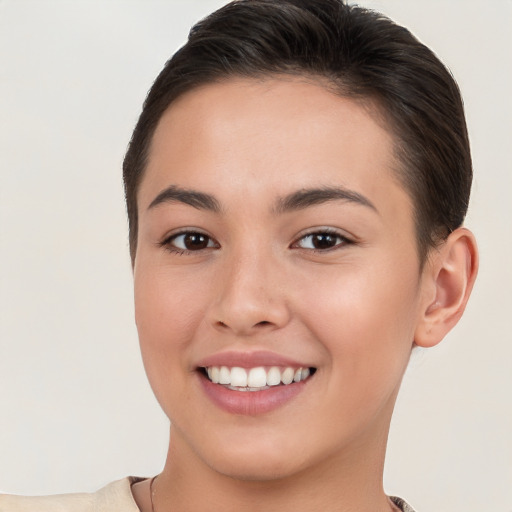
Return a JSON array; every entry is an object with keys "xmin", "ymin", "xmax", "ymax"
[
  {"xmin": 294, "ymin": 230, "xmax": 351, "ymax": 251},
  {"xmin": 163, "ymin": 231, "xmax": 218, "ymax": 253}
]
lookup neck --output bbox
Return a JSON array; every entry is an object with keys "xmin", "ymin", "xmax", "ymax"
[{"xmin": 154, "ymin": 418, "xmax": 394, "ymax": 512}]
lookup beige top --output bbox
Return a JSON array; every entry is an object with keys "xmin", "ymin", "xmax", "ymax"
[
  {"xmin": 0, "ymin": 477, "xmax": 141, "ymax": 512},
  {"xmin": 0, "ymin": 477, "xmax": 416, "ymax": 512}
]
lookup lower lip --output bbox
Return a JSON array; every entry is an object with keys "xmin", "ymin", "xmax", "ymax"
[{"xmin": 198, "ymin": 372, "xmax": 310, "ymax": 415}]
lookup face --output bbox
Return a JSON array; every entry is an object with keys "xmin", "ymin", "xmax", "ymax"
[{"xmin": 134, "ymin": 78, "xmax": 430, "ymax": 480}]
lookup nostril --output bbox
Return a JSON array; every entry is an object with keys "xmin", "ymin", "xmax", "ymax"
[{"xmin": 213, "ymin": 316, "xmax": 284, "ymax": 334}]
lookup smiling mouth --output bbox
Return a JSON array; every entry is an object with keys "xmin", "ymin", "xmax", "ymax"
[{"xmin": 200, "ymin": 365, "xmax": 317, "ymax": 391}]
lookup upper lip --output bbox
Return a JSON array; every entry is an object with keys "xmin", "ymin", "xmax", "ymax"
[{"xmin": 196, "ymin": 350, "xmax": 313, "ymax": 369}]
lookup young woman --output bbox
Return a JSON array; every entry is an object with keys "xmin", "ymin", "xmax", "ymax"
[{"xmin": 0, "ymin": 1, "xmax": 478, "ymax": 511}]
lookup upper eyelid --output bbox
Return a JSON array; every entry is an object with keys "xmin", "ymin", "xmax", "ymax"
[
  {"xmin": 293, "ymin": 227, "xmax": 353, "ymax": 242},
  {"xmin": 160, "ymin": 228, "xmax": 217, "ymax": 244}
]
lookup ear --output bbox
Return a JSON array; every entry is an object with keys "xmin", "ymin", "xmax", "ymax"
[{"xmin": 414, "ymin": 227, "xmax": 479, "ymax": 348}]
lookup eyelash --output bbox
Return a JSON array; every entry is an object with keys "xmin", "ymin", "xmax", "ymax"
[
  {"xmin": 160, "ymin": 228, "xmax": 353, "ymax": 255},
  {"xmin": 291, "ymin": 228, "xmax": 353, "ymax": 252},
  {"xmin": 160, "ymin": 230, "xmax": 219, "ymax": 255}
]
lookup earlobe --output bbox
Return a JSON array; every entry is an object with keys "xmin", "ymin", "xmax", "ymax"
[{"xmin": 414, "ymin": 227, "xmax": 479, "ymax": 348}]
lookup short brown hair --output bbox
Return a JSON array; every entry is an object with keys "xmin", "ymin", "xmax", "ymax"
[{"xmin": 123, "ymin": 0, "xmax": 472, "ymax": 265}]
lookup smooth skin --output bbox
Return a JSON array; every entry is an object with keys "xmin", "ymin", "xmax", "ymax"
[{"xmin": 131, "ymin": 78, "xmax": 478, "ymax": 512}]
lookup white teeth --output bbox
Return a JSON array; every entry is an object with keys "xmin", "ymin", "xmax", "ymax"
[
  {"xmin": 230, "ymin": 367, "xmax": 248, "ymax": 387},
  {"xmin": 281, "ymin": 367, "xmax": 294, "ymax": 385},
  {"xmin": 219, "ymin": 366, "xmax": 231, "ymax": 385},
  {"xmin": 266, "ymin": 366, "xmax": 281, "ymax": 386},
  {"xmin": 248, "ymin": 367, "xmax": 267, "ymax": 387},
  {"xmin": 204, "ymin": 365, "xmax": 314, "ymax": 389}
]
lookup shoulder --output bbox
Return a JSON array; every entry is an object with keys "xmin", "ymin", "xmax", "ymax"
[
  {"xmin": 0, "ymin": 477, "xmax": 142, "ymax": 512},
  {"xmin": 390, "ymin": 496, "xmax": 417, "ymax": 512}
]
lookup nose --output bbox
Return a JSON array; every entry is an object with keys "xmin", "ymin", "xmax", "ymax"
[{"xmin": 208, "ymin": 248, "xmax": 291, "ymax": 336}]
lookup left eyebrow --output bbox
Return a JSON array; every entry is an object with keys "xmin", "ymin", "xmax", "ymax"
[
  {"xmin": 273, "ymin": 186, "xmax": 378, "ymax": 214},
  {"xmin": 147, "ymin": 185, "xmax": 221, "ymax": 212}
]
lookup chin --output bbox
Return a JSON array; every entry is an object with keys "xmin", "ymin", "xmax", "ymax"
[
  {"xmin": 194, "ymin": 431, "xmax": 323, "ymax": 483},
  {"xmin": 207, "ymin": 454, "xmax": 304, "ymax": 482}
]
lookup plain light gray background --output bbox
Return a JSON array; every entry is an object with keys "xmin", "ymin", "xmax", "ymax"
[{"xmin": 1, "ymin": 1, "xmax": 511, "ymax": 510}]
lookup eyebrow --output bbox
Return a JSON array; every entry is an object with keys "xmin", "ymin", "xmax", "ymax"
[
  {"xmin": 147, "ymin": 184, "xmax": 377, "ymax": 215},
  {"xmin": 273, "ymin": 186, "xmax": 378, "ymax": 214},
  {"xmin": 148, "ymin": 185, "xmax": 221, "ymax": 212}
]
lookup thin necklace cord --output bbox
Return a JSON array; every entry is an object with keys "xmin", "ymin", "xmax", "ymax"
[{"xmin": 149, "ymin": 475, "xmax": 157, "ymax": 512}]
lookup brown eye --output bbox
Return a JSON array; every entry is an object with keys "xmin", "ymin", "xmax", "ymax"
[
  {"xmin": 168, "ymin": 232, "xmax": 217, "ymax": 251},
  {"xmin": 296, "ymin": 232, "xmax": 349, "ymax": 251}
]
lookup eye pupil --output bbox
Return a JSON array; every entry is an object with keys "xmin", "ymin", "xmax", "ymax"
[
  {"xmin": 312, "ymin": 234, "xmax": 337, "ymax": 249},
  {"xmin": 184, "ymin": 233, "xmax": 209, "ymax": 250}
]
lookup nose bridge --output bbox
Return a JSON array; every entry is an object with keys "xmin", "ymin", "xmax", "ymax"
[{"xmin": 210, "ymin": 242, "xmax": 290, "ymax": 335}]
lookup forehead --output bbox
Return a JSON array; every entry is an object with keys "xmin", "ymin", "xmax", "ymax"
[{"xmin": 139, "ymin": 77, "xmax": 408, "ymax": 216}]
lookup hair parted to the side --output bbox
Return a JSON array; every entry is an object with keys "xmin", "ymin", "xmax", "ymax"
[{"xmin": 123, "ymin": 0, "xmax": 472, "ymax": 265}]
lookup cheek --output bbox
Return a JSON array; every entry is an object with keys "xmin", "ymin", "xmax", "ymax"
[
  {"xmin": 298, "ymin": 256, "xmax": 421, "ymax": 385},
  {"xmin": 133, "ymin": 264, "xmax": 207, "ymax": 402},
  {"xmin": 134, "ymin": 257, "xmax": 209, "ymax": 330}
]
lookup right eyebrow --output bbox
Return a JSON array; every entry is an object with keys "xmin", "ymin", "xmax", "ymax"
[
  {"xmin": 147, "ymin": 185, "xmax": 221, "ymax": 213},
  {"xmin": 273, "ymin": 186, "xmax": 378, "ymax": 214}
]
